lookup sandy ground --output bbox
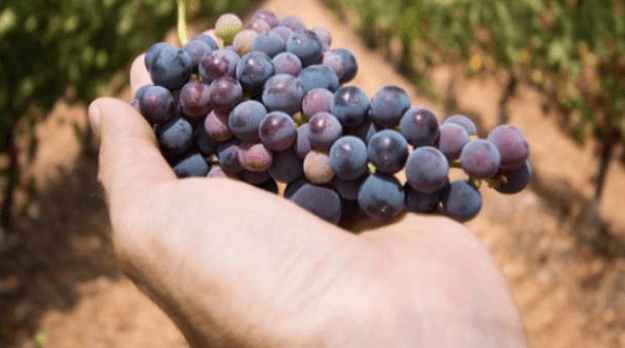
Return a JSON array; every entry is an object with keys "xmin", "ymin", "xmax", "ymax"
[{"xmin": 1, "ymin": 0, "xmax": 625, "ymax": 347}]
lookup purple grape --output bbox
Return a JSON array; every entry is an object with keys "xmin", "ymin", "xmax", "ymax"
[
  {"xmin": 459, "ymin": 139, "xmax": 501, "ymax": 179},
  {"xmin": 329, "ymin": 135, "xmax": 368, "ymax": 180},
  {"xmin": 405, "ymin": 146, "xmax": 449, "ymax": 193},
  {"xmin": 236, "ymin": 51, "xmax": 276, "ymax": 94},
  {"xmin": 199, "ymin": 49, "xmax": 239, "ymax": 83},
  {"xmin": 173, "ymin": 153, "xmax": 210, "ymax": 178},
  {"xmin": 438, "ymin": 123, "xmax": 470, "ymax": 160},
  {"xmin": 246, "ymin": 18, "xmax": 271, "ymax": 33},
  {"xmin": 313, "ymin": 26, "xmax": 332, "ymax": 49},
  {"xmin": 194, "ymin": 121, "xmax": 217, "ymax": 156},
  {"xmin": 237, "ymin": 142, "xmax": 273, "ymax": 172},
  {"xmin": 157, "ymin": 117, "xmax": 194, "ymax": 158},
  {"xmin": 229, "ymin": 100, "xmax": 267, "ymax": 142},
  {"xmin": 147, "ymin": 45, "xmax": 193, "ymax": 90},
  {"xmin": 308, "ymin": 112, "xmax": 343, "ymax": 150},
  {"xmin": 217, "ymin": 139, "xmax": 244, "ymax": 174},
  {"xmin": 399, "ymin": 107, "xmax": 440, "ymax": 147},
  {"xmin": 258, "ymin": 111, "xmax": 297, "ymax": 151},
  {"xmin": 284, "ymin": 177, "xmax": 308, "ymax": 198},
  {"xmin": 487, "ymin": 125, "xmax": 529, "ymax": 170},
  {"xmin": 298, "ymin": 64, "xmax": 340, "ymax": 93},
  {"xmin": 331, "ymin": 86, "xmax": 369, "ymax": 128},
  {"xmin": 290, "ymin": 183, "xmax": 342, "ymax": 224},
  {"xmin": 251, "ymin": 9, "xmax": 280, "ymax": 28},
  {"xmin": 210, "ymin": 75, "xmax": 243, "ymax": 113},
  {"xmin": 137, "ymin": 85, "xmax": 175, "ymax": 125},
  {"xmin": 296, "ymin": 123, "xmax": 312, "ymax": 159},
  {"xmin": 334, "ymin": 173, "xmax": 368, "ymax": 201},
  {"xmin": 262, "ymin": 74, "xmax": 304, "ymax": 115},
  {"xmin": 272, "ymin": 51, "xmax": 302, "ymax": 76},
  {"xmin": 270, "ymin": 26, "xmax": 294, "ymax": 43},
  {"xmin": 357, "ymin": 172, "xmax": 405, "ymax": 220},
  {"xmin": 369, "ymin": 86, "xmax": 411, "ymax": 128},
  {"xmin": 302, "ymin": 88, "xmax": 333, "ymax": 118},
  {"xmin": 183, "ymin": 38, "xmax": 213, "ymax": 74},
  {"xmin": 191, "ymin": 34, "xmax": 219, "ymax": 50},
  {"xmin": 253, "ymin": 31, "xmax": 286, "ymax": 58},
  {"xmin": 367, "ymin": 129, "xmax": 408, "ymax": 174},
  {"xmin": 322, "ymin": 51, "xmax": 344, "ymax": 81},
  {"xmin": 269, "ymin": 148, "xmax": 303, "ymax": 183},
  {"xmin": 286, "ymin": 29, "xmax": 323, "ymax": 67},
  {"xmin": 441, "ymin": 180, "xmax": 482, "ymax": 222},
  {"xmin": 333, "ymin": 48, "xmax": 358, "ymax": 83},
  {"xmin": 178, "ymin": 81, "xmax": 212, "ymax": 121},
  {"xmin": 280, "ymin": 16, "xmax": 305, "ymax": 31},
  {"xmin": 404, "ymin": 182, "xmax": 443, "ymax": 213},
  {"xmin": 347, "ymin": 119, "xmax": 380, "ymax": 145},
  {"xmin": 444, "ymin": 114, "xmax": 477, "ymax": 135},
  {"xmin": 494, "ymin": 161, "xmax": 531, "ymax": 194},
  {"xmin": 204, "ymin": 109, "xmax": 233, "ymax": 142}
]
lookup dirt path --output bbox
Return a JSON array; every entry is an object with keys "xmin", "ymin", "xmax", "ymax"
[{"xmin": 2, "ymin": 0, "xmax": 625, "ymax": 347}]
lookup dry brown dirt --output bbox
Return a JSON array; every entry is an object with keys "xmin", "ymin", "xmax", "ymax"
[{"xmin": 1, "ymin": 0, "xmax": 625, "ymax": 347}]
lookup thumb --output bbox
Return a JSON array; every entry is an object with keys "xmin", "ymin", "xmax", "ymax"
[{"xmin": 88, "ymin": 97, "xmax": 176, "ymax": 206}]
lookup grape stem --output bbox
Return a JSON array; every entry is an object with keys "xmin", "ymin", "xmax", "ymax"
[{"xmin": 177, "ymin": 0, "xmax": 188, "ymax": 46}]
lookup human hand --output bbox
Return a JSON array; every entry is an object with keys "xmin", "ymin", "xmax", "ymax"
[{"xmin": 87, "ymin": 54, "xmax": 529, "ymax": 348}]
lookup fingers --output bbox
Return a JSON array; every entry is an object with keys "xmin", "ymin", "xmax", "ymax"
[
  {"xmin": 130, "ymin": 53, "xmax": 152, "ymax": 97},
  {"xmin": 88, "ymin": 97, "xmax": 176, "ymax": 208}
]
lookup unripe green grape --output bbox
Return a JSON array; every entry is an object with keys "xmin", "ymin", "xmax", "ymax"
[
  {"xmin": 304, "ymin": 150, "xmax": 335, "ymax": 184},
  {"xmin": 215, "ymin": 13, "xmax": 243, "ymax": 45},
  {"xmin": 233, "ymin": 29, "xmax": 258, "ymax": 56}
]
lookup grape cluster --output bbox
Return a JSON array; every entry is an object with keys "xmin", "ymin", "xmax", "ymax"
[{"xmin": 132, "ymin": 9, "xmax": 532, "ymax": 225}]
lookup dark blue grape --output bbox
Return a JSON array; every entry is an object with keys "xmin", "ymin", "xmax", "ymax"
[
  {"xmin": 333, "ymin": 48, "xmax": 357, "ymax": 83},
  {"xmin": 145, "ymin": 42, "xmax": 173, "ymax": 71},
  {"xmin": 241, "ymin": 170, "xmax": 271, "ymax": 184},
  {"xmin": 157, "ymin": 117, "xmax": 194, "ymax": 158},
  {"xmin": 137, "ymin": 85, "xmax": 175, "ymax": 125},
  {"xmin": 286, "ymin": 29, "xmax": 323, "ymax": 67},
  {"xmin": 229, "ymin": 100, "xmax": 267, "ymax": 142},
  {"xmin": 494, "ymin": 161, "xmax": 531, "ymax": 194},
  {"xmin": 253, "ymin": 31, "xmax": 285, "ymax": 58},
  {"xmin": 369, "ymin": 86, "xmax": 411, "ymax": 128},
  {"xmin": 262, "ymin": 74, "xmax": 304, "ymax": 115},
  {"xmin": 438, "ymin": 123, "xmax": 470, "ymax": 160},
  {"xmin": 173, "ymin": 153, "xmax": 210, "ymax": 178},
  {"xmin": 272, "ymin": 51, "xmax": 302, "ymax": 76},
  {"xmin": 191, "ymin": 34, "xmax": 219, "ymax": 50},
  {"xmin": 441, "ymin": 180, "xmax": 482, "ymax": 222},
  {"xmin": 334, "ymin": 173, "xmax": 368, "ymax": 201},
  {"xmin": 308, "ymin": 112, "xmax": 343, "ymax": 150},
  {"xmin": 270, "ymin": 26, "xmax": 294, "ymax": 44},
  {"xmin": 296, "ymin": 123, "xmax": 312, "ymax": 159},
  {"xmin": 251, "ymin": 9, "xmax": 280, "ymax": 28},
  {"xmin": 269, "ymin": 148, "xmax": 303, "ymax": 183},
  {"xmin": 459, "ymin": 139, "xmax": 501, "ymax": 179},
  {"xmin": 204, "ymin": 109, "xmax": 233, "ymax": 142},
  {"xmin": 178, "ymin": 81, "xmax": 212, "ymax": 121},
  {"xmin": 210, "ymin": 75, "xmax": 243, "ymax": 113},
  {"xmin": 405, "ymin": 146, "xmax": 449, "ymax": 193},
  {"xmin": 298, "ymin": 64, "xmax": 339, "ymax": 94},
  {"xmin": 259, "ymin": 111, "xmax": 297, "ymax": 151},
  {"xmin": 357, "ymin": 172, "xmax": 405, "ymax": 220},
  {"xmin": 199, "ymin": 49, "xmax": 239, "ymax": 83},
  {"xmin": 347, "ymin": 119, "xmax": 380, "ymax": 145},
  {"xmin": 313, "ymin": 26, "xmax": 332, "ymax": 50},
  {"xmin": 236, "ymin": 51, "xmax": 275, "ymax": 94},
  {"xmin": 444, "ymin": 114, "xmax": 477, "ymax": 136},
  {"xmin": 194, "ymin": 121, "xmax": 217, "ymax": 156},
  {"xmin": 404, "ymin": 182, "xmax": 443, "ymax": 213},
  {"xmin": 217, "ymin": 138, "xmax": 244, "ymax": 174},
  {"xmin": 290, "ymin": 183, "xmax": 342, "ymax": 224},
  {"xmin": 254, "ymin": 177, "xmax": 279, "ymax": 194},
  {"xmin": 302, "ymin": 88, "xmax": 333, "ymax": 118},
  {"xmin": 331, "ymin": 86, "xmax": 369, "ymax": 128},
  {"xmin": 367, "ymin": 130, "xmax": 408, "ymax": 174},
  {"xmin": 147, "ymin": 46, "xmax": 193, "ymax": 90},
  {"xmin": 246, "ymin": 18, "xmax": 271, "ymax": 33},
  {"xmin": 284, "ymin": 177, "xmax": 308, "ymax": 198},
  {"xmin": 280, "ymin": 16, "xmax": 305, "ymax": 31},
  {"xmin": 183, "ymin": 38, "xmax": 213, "ymax": 74},
  {"xmin": 399, "ymin": 107, "xmax": 440, "ymax": 147},
  {"xmin": 329, "ymin": 135, "xmax": 368, "ymax": 180},
  {"xmin": 487, "ymin": 125, "xmax": 529, "ymax": 170}
]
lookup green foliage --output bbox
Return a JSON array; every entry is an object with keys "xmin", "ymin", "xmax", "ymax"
[
  {"xmin": 0, "ymin": 0, "xmax": 248, "ymax": 153},
  {"xmin": 325, "ymin": 0, "xmax": 625, "ymax": 148}
]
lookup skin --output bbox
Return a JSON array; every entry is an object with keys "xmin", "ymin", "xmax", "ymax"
[{"xmin": 86, "ymin": 54, "xmax": 530, "ymax": 348}]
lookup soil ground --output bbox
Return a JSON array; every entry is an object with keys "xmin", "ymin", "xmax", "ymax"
[{"xmin": 1, "ymin": 0, "xmax": 625, "ymax": 347}]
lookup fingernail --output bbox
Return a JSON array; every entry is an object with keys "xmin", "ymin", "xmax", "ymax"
[{"xmin": 88, "ymin": 101, "xmax": 101, "ymax": 138}]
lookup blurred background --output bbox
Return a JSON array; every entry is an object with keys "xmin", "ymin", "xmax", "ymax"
[{"xmin": 0, "ymin": 0, "xmax": 624, "ymax": 347}]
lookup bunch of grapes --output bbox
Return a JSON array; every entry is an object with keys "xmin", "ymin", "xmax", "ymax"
[{"xmin": 132, "ymin": 8, "xmax": 532, "ymax": 226}]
